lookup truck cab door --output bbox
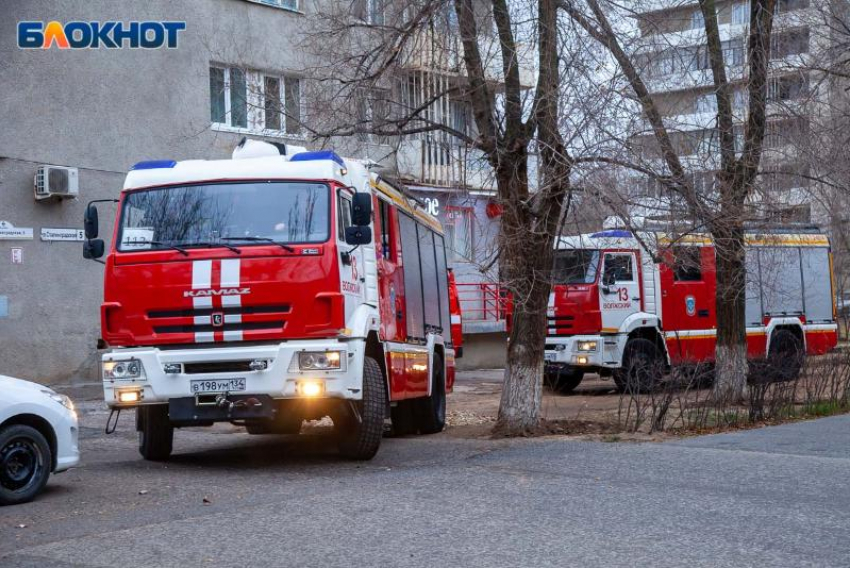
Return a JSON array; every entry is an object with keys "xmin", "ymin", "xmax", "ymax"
[
  {"xmin": 337, "ymin": 190, "xmax": 365, "ymax": 325},
  {"xmin": 599, "ymin": 251, "xmax": 641, "ymax": 332}
]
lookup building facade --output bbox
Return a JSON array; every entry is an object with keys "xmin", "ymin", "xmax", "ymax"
[
  {"xmin": 629, "ymin": 0, "xmax": 830, "ymax": 224},
  {"xmin": 0, "ymin": 0, "xmax": 504, "ymax": 384}
]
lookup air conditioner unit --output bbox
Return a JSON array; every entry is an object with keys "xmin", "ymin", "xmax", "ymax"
[{"xmin": 34, "ymin": 165, "xmax": 79, "ymax": 201}]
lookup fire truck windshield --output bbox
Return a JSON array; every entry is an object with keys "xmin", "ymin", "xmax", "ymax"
[
  {"xmin": 117, "ymin": 181, "xmax": 330, "ymax": 251},
  {"xmin": 552, "ymin": 249, "xmax": 600, "ymax": 284}
]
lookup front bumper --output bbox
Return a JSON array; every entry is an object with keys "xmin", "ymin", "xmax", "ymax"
[
  {"xmin": 102, "ymin": 339, "xmax": 366, "ymax": 407},
  {"xmin": 54, "ymin": 407, "xmax": 80, "ymax": 472},
  {"xmin": 544, "ymin": 335, "xmax": 610, "ymax": 369}
]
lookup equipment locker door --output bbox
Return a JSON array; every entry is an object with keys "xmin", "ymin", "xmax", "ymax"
[
  {"xmin": 599, "ymin": 251, "xmax": 641, "ymax": 332},
  {"xmin": 659, "ymin": 246, "xmax": 717, "ymax": 363}
]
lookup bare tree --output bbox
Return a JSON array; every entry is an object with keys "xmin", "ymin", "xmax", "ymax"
[
  {"xmin": 560, "ymin": 0, "xmax": 780, "ymax": 401},
  {"xmin": 300, "ymin": 0, "xmax": 576, "ymax": 432}
]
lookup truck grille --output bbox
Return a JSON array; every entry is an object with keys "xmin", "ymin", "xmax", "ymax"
[
  {"xmin": 183, "ymin": 361, "xmax": 253, "ymax": 374},
  {"xmin": 547, "ymin": 315, "xmax": 574, "ymax": 336},
  {"xmin": 148, "ymin": 304, "xmax": 289, "ymax": 336}
]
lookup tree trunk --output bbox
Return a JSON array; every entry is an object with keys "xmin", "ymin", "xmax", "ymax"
[
  {"xmin": 493, "ymin": 152, "xmax": 553, "ymax": 434},
  {"xmin": 713, "ymin": 220, "xmax": 748, "ymax": 402}
]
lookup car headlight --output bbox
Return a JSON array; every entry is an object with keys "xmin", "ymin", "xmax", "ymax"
[
  {"xmin": 298, "ymin": 351, "xmax": 342, "ymax": 370},
  {"xmin": 103, "ymin": 359, "xmax": 144, "ymax": 380},
  {"xmin": 41, "ymin": 389, "xmax": 75, "ymax": 411},
  {"xmin": 576, "ymin": 341, "xmax": 598, "ymax": 352}
]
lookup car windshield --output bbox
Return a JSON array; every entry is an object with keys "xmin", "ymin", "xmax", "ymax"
[
  {"xmin": 118, "ymin": 181, "xmax": 329, "ymax": 251},
  {"xmin": 552, "ymin": 249, "xmax": 600, "ymax": 284}
]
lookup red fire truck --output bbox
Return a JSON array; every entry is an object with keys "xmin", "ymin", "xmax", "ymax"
[
  {"xmin": 544, "ymin": 229, "xmax": 838, "ymax": 393},
  {"xmin": 83, "ymin": 140, "xmax": 457, "ymax": 461}
]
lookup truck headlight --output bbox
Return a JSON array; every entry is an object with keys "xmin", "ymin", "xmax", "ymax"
[
  {"xmin": 103, "ymin": 359, "xmax": 144, "ymax": 380},
  {"xmin": 298, "ymin": 351, "xmax": 342, "ymax": 370},
  {"xmin": 576, "ymin": 341, "xmax": 598, "ymax": 352}
]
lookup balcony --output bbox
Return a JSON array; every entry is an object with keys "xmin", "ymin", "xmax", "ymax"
[{"xmin": 395, "ymin": 138, "xmax": 493, "ymax": 190}]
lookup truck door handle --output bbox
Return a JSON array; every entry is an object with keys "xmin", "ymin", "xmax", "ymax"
[{"xmin": 631, "ymin": 297, "xmax": 639, "ymax": 301}]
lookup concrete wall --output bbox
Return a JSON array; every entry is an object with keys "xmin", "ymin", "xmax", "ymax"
[
  {"xmin": 0, "ymin": 0, "xmax": 317, "ymax": 384},
  {"xmin": 457, "ymin": 332, "xmax": 507, "ymax": 371}
]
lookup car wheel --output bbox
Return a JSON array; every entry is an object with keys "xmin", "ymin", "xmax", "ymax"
[
  {"xmin": 137, "ymin": 405, "xmax": 173, "ymax": 461},
  {"xmin": 336, "ymin": 356, "xmax": 385, "ymax": 460},
  {"xmin": 0, "ymin": 424, "xmax": 52, "ymax": 506}
]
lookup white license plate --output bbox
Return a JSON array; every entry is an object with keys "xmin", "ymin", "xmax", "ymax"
[
  {"xmin": 190, "ymin": 378, "xmax": 246, "ymax": 394},
  {"xmin": 544, "ymin": 353, "xmax": 556, "ymax": 362}
]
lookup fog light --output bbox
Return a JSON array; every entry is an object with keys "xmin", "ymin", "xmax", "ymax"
[
  {"xmin": 116, "ymin": 389, "xmax": 142, "ymax": 404},
  {"xmin": 296, "ymin": 380, "xmax": 325, "ymax": 398},
  {"xmin": 576, "ymin": 356, "xmax": 589, "ymax": 365},
  {"xmin": 163, "ymin": 363, "xmax": 182, "ymax": 374}
]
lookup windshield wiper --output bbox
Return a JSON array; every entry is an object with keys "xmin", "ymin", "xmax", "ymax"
[
  {"xmin": 180, "ymin": 241, "xmax": 242, "ymax": 254},
  {"xmin": 220, "ymin": 237, "xmax": 295, "ymax": 253},
  {"xmin": 133, "ymin": 240, "xmax": 189, "ymax": 256}
]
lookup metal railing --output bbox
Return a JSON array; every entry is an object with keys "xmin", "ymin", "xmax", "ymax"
[{"xmin": 456, "ymin": 282, "xmax": 508, "ymax": 322}]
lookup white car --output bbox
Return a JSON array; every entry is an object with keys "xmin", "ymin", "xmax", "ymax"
[{"xmin": 0, "ymin": 375, "xmax": 80, "ymax": 505}]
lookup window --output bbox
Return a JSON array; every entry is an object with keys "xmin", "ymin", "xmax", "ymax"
[
  {"xmin": 399, "ymin": 213, "xmax": 425, "ymax": 340},
  {"xmin": 776, "ymin": 0, "xmax": 809, "ymax": 14},
  {"xmin": 772, "ymin": 29, "xmax": 809, "ymax": 59},
  {"xmin": 690, "ymin": 9, "xmax": 704, "ymax": 30},
  {"xmin": 378, "ymin": 199, "xmax": 393, "ymax": 260},
  {"xmin": 722, "ymin": 38, "xmax": 744, "ymax": 66},
  {"xmin": 603, "ymin": 254, "xmax": 634, "ymax": 282},
  {"xmin": 732, "ymin": 2, "xmax": 749, "ymax": 25},
  {"xmin": 352, "ymin": 0, "xmax": 384, "ymax": 25},
  {"xmin": 444, "ymin": 206, "xmax": 474, "ymax": 262},
  {"xmin": 768, "ymin": 74, "xmax": 808, "ymax": 102},
  {"xmin": 673, "ymin": 247, "xmax": 702, "ymax": 281},
  {"xmin": 118, "ymin": 182, "xmax": 329, "ymax": 251},
  {"xmin": 337, "ymin": 191, "xmax": 352, "ymax": 240},
  {"xmin": 695, "ymin": 92, "xmax": 717, "ymax": 114},
  {"xmin": 553, "ymin": 250, "xmax": 600, "ymax": 284},
  {"xmin": 255, "ymin": 0, "xmax": 299, "ymax": 9},
  {"xmin": 209, "ymin": 65, "xmax": 302, "ymax": 135}
]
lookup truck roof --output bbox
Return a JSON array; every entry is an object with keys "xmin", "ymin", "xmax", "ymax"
[
  {"xmin": 122, "ymin": 151, "xmax": 444, "ymax": 235},
  {"xmin": 557, "ymin": 229, "xmax": 830, "ymax": 251}
]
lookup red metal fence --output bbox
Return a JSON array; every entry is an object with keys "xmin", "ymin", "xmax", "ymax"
[{"xmin": 456, "ymin": 282, "xmax": 509, "ymax": 323}]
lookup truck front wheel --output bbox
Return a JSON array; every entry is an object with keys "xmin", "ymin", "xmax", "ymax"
[
  {"xmin": 545, "ymin": 369, "xmax": 584, "ymax": 394},
  {"xmin": 613, "ymin": 338, "xmax": 663, "ymax": 393},
  {"xmin": 137, "ymin": 405, "xmax": 173, "ymax": 461},
  {"xmin": 336, "ymin": 356, "xmax": 385, "ymax": 460}
]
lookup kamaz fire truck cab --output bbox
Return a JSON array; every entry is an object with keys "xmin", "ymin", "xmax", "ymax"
[
  {"xmin": 544, "ymin": 228, "xmax": 838, "ymax": 393},
  {"xmin": 83, "ymin": 140, "xmax": 457, "ymax": 461}
]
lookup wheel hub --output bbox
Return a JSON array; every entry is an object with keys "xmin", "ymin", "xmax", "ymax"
[{"xmin": 1, "ymin": 439, "xmax": 40, "ymax": 490}]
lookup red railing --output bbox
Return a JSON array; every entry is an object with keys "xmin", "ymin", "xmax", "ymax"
[{"xmin": 456, "ymin": 282, "xmax": 509, "ymax": 322}]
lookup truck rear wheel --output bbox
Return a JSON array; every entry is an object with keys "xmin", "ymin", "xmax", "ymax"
[
  {"xmin": 614, "ymin": 338, "xmax": 663, "ymax": 393},
  {"xmin": 336, "ymin": 356, "xmax": 385, "ymax": 460},
  {"xmin": 766, "ymin": 329, "xmax": 804, "ymax": 383},
  {"xmin": 544, "ymin": 369, "xmax": 584, "ymax": 394},
  {"xmin": 414, "ymin": 354, "xmax": 446, "ymax": 434},
  {"xmin": 137, "ymin": 405, "xmax": 173, "ymax": 461}
]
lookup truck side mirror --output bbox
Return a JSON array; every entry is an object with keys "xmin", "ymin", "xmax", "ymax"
[
  {"xmin": 83, "ymin": 238, "xmax": 105, "ymax": 259},
  {"xmin": 351, "ymin": 193, "xmax": 372, "ymax": 226},
  {"xmin": 84, "ymin": 204, "xmax": 99, "ymax": 239},
  {"xmin": 345, "ymin": 225, "xmax": 372, "ymax": 245}
]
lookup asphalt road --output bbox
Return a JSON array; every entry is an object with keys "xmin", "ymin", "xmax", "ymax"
[{"xmin": 1, "ymin": 400, "xmax": 849, "ymax": 568}]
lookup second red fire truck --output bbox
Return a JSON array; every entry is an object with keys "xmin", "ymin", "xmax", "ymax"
[
  {"xmin": 83, "ymin": 140, "xmax": 458, "ymax": 461},
  {"xmin": 544, "ymin": 229, "xmax": 838, "ymax": 392}
]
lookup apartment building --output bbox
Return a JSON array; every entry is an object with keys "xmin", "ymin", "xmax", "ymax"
[
  {"xmin": 0, "ymin": 0, "xmax": 506, "ymax": 384},
  {"xmin": 629, "ymin": 0, "xmax": 830, "ymax": 225}
]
